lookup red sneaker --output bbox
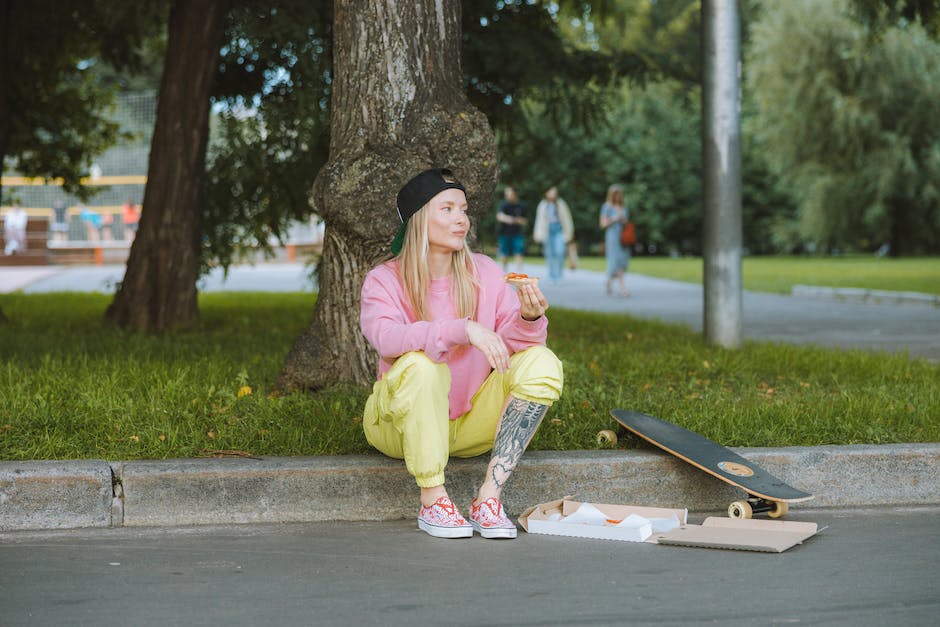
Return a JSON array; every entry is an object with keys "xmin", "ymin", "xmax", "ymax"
[
  {"xmin": 417, "ymin": 497, "xmax": 473, "ymax": 539},
  {"xmin": 469, "ymin": 497, "xmax": 518, "ymax": 539}
]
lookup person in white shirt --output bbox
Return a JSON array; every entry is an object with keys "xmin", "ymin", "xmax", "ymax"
[{"xmin": 3, "ymin": 205, "xmax": 28, "ymax": 255}]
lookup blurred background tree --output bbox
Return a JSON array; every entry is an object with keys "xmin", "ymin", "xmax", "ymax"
[
  {"xmin": 475, "ymin": 0, "xmax": 797, "ymax": 257},
  {"xmin": 202, "ymin": 1, "xmax": 333, "ymax": 271},
  {"xmin": 747, "ymin": 0, "xmax": 940, "ymax": 255},
  {"xmin": 3, "ymin": 0, "xmax": 938, "ymax": 270},
  {"xmin": 199, "ymin": 0, "xmax": 650, "ymax": 268},
  {"xmin": 0, "ymin": 0, "xmax": 165, "ymax": 202}
]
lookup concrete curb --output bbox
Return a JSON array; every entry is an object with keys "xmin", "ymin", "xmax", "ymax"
[
  {"xmin": 2, "ymin": 443, "xmax": 938, "ymax": 531},
  {"xmin": 0, "ymin": 460, "xmax": 114, "ymax": 531},
  {"xmin": 791, "ymin": 284, "xmax": 939, "ymax": 307}
]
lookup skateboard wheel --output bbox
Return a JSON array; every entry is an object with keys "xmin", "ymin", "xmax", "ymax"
[
  {"xmin": 596, "ymin": 429, "xmax": 618, "ymax": 445},
  {"xmin": 728, "ymin": 500, "xmax": 753, "ymax": 519},
  {"xmin": 767, "ymin": 501, "xmax": 789, "ymax": 519}
]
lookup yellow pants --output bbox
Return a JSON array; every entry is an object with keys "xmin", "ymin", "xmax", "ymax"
[{"xmin": 363, "ymin": 346, "xmax": 564, "ymax": 488}]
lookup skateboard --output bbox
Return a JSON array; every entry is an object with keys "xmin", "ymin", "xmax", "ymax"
[{"xmin": 609, "ymin": 409, "xmax": 813, "ymax": 519}]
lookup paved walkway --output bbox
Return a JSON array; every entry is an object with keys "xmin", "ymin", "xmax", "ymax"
[
  {"xmin": 542, "ymin": 267, "xmax": 940, "ymax": 361},
  {"xmin": 3, "ymin": 261, "xmax": 938, "ymax": 360},
  {"xmin": 0, "ymin": 263, "xmax": 316, "ymax": 294}
]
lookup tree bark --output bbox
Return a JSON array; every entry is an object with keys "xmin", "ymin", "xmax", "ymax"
[
  {"xmin": 105, "ymin": 0, "xmax": 230, "ymax": 332},
  {"xmin": 0, "ymin": 0, "xmax": 13, "ymax": 163},
  {"xmin": 0, "ymin": 0, "xmax": 11, "ymax": 323},
  {"xmin": 0, "ymin": 0, "xmax": 14, "ymax": 206},
  {"xmin": 277, "ymin": 0, "xmax": 498, "ymax": 391}
]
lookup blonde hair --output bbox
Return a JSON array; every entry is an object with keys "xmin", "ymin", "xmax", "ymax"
[
  {"xmin": 396, "ymin": 205, "xmax": 479, "ymax": 322},
  {"xmin": 606, "ymin": 184, "xmax": 624, "ymax": 205}
]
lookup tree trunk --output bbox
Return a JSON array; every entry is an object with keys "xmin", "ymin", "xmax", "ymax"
[
  {"xmin": 105, "ymin": 0, "xmax": 230, "ymax": 332},
  {"xmin": 0, "ymin": 0, "xmax": 11, "ymax": 324},
  {"xmin": 0, "ymin": 0, "xmax": 12, "ymax": 171},
  {"xmin": 0, "ymin": 0, "xmax": 13, "ymax": 209},
  {"xmin": 277, "ymin": 0, "xmax": 498, "ymax": 391}
]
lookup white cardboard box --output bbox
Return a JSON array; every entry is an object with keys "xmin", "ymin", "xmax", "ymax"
[
  {"xmin": 518, "ymin": 497, "xmax": 687, "ymax": 544},
  {"xmin": 518, "ymin": 497, "xmax": 819, "ymax": 553}
]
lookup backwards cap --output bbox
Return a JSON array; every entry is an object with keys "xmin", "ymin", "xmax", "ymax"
[{"xmin": 392, "ymin": 168, "xmax": 466, "ymax": 255}]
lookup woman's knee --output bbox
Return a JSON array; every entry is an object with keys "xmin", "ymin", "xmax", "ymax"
[
  {"xmin": 391, "ymin": 352, "xmax": 450, "ymax": 389},
  {"xmin": 508, "ymin": 346, "xmax": 564, "ymax": 403},
  {"xmin": 384, "ymin": 351, "xmax": 451, "ymax": 421}
]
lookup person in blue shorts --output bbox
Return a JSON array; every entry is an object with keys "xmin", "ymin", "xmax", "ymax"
[{"xmin": 496, "ymin": 186, "xmax": 527, "ymax": 272}]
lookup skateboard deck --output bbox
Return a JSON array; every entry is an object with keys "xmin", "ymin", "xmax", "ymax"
[{"xmin": 610, "ymin": 409, "xmax": 813, "ymax": 518}]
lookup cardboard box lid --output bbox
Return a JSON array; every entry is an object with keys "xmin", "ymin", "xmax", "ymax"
[{"xmin": 656, "ymin": 517, "xmax": 819, "ymax": 553}]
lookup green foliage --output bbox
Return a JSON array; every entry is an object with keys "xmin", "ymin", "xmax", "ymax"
[
  {"xmin": 1, "ymin": 292, "xmax": 936, "ymax": 460},
  {"xmin": 851, "ymin": 0, "xmax": 940, "ymax": 38},
  {"xmin": 483, "ymin": 79, "xmax": 795, "ymax": 256},
  {"xmin": 563, "ymin": 0, "xmax": 703, "ymax": 86},
  {"xmin": 476, "ymin": 0, "xmax": 796, "ymax": 256},
  {"xmin": 461, "ymin": 0, "xmax": 649, "ymax": 136},
  {"xmin": 15, "ymin": 0, "xmax": 936, "ymax": 263},
  {"xmin": 202, "ymin": 2, "xmax": 333, "ymax": 271},
  {"xmin": 483, "ymin": 82, "xmax": 698, "ymax": 254},
  {"xmin": 2, "ymin": 0, "xmax": 166, "ymax": 199},
  {"xmin": 740, "ymin": 107, "xmax": 801, "ymax": 254},
  {"xmin": 747, "ymin": 0, "xmax": 940, "ymax": 255},
  {"xmin": 199, "ymin": 0, "xmax": 654, "ymax": 269}
]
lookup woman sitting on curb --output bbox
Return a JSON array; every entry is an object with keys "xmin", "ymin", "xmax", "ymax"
[{"xmin": 359, "ymin": 168, "xmax": 564, "ymax": 539}]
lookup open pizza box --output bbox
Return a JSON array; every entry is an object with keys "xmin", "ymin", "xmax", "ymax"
[{"xmin": 518, "ymin": 497, "xmax": 820, "ymax": 553}]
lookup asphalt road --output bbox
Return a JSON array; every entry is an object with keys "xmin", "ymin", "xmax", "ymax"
[{"xmin": 1, "ymin": 507, "xmax": 937, "ymax": 626}]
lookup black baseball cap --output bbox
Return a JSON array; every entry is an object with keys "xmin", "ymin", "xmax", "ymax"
[{"xmin": 392, "ymin": 168, "xmax": 467, "ymax": 255}]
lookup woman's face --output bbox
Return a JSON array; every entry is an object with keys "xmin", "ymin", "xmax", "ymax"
[{"xmin": 426, "ymin": 188, "xmax": 470, "ymax": 253}]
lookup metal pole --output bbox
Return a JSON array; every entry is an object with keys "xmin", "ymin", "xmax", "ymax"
[{"xmin": 701, "ymin": 0, "xmax": 743, "ymax": 349}]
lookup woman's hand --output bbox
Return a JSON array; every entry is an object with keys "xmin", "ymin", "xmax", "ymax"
[
  {"xmin": 517, "ymin": 283, "xmax": 549, "ymax": 321},
  {"xmin": 467, "ymin": 320, "xmax": 511, "ymax": 373}
]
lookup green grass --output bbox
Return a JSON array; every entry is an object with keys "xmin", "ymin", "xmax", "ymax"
[
  {"xmin": 0, "ymin": 292, "xmax": 937, "ymax": 461},
  {"xmin": 540, "ymin": 255, "xmax": 940, "ymax": 295},
  {"xmin": 0, "ymin": 293, "xmax": 369, "ymax": 461}
]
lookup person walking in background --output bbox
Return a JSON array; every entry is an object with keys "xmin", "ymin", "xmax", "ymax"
[
  {"xmin": 496, "ymin": 186, "xmax": 527, "ymax": 272},
  {"xmin": 121, "ymin": 200, "xmax": 141, "ymax": 242},
  {"xmin": 51, "ymin": 201, "xmax": 69, "ymax": 242},
  {"xmin": 3, "ymin": 204, "xmax": 28, "ymax": 255},
  {"xmin": 599, "ymin": 184, "xmax": 631, "ymax": 297},
  {"xmin": 79, "ymin": 205, "xmax": 102, "ymax": 241},
  {"xmin": 533, "ymin": 186, "xmax": 574, "ymax": 284}
]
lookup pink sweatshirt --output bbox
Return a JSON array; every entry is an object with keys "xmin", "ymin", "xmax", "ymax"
[{"xmin": 360, "ymin": 253, "xmax": 548, "ymax": 420}]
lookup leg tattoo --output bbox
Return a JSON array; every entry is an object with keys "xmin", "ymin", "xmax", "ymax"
[{"xmin": 482, "ymin": 397, "xmax": 549, "ymax": 497}]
